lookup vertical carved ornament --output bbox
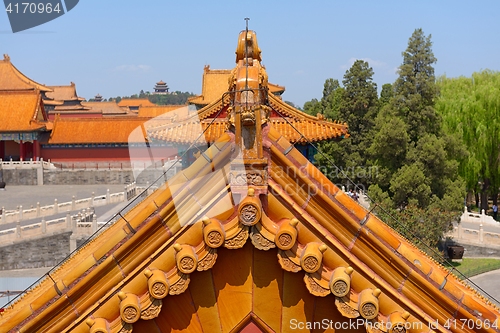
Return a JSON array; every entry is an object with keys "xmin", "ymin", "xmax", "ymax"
[
  {"xmin": 238, "ymin": 188, "xmax": 262, "ymax": 226},
  {"xmin": 202, "ymin": 217, "xmax": 225, "ymax": 248},
  {"xmin": 388, "ymin": 311, "xmax": 411, "ymax": 333},
  {"xmin": 358, "ymin": 288, "xmax": 381, "ymax": 320},
  {"xmin": 118, "ymin": 292, "xmax": 141, "ymax": 324},
  {"xmin": 86, "ymin": 318, "xmax": 110, "ymax": 333},
  {"xmin": 329, "ymin": 266, "xmax": 353, "ymax": 298},
  {"xmin": 174, "ymin": 243, "xmax": 198, "ymax": 274},
  {"xmin": 144, "ymin": 269, "xmax": 170, "ymax": 299},
  {"xmin": 275, "ymin": 218, "xmax": 299, "ymax": 250},
  {"xmin": 300, "ymin": 243, "xmax": 327, "ymax": 273}
]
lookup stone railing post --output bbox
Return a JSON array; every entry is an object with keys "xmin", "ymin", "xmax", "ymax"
[
  {"xmin": 480, "ymin": 209, "xmax": 486, "ymax": 224},
  {"xmin": 69, "ymin": 236, "xmax": 77, "ymax": 253},
  {"xmin": 106, "ymin": 189, "xmax": 110, "ymax": 204},
  {"xmin": 16, "ymin": 221, "xmax": 21, "ymax": 238},
  {"xmin": 479, "ymin": 224, "xmax": 484, "ymax": 243},
  {"xmin": 92, "ymin": 214, "xmax": 97, "ymax": 233},
  {"xmin": 54, "ymin": 199, "xmax": 58, "ymax": 214},
  {"xmin": 124, "ymin": 185, "xmax": 128, "ymax": 201},
  {"xmin": 18, "ymin": 205, "xmax": 23, "ymax": 221},
  {"xmin": 41, "ymin": 217, "xmax": 46, "ymax": 234},
  {"xmin": 71, "ymin": 196, "xmax": 76, "ymax": 211},
  {"xmin": 74, "ymin": 213, "xmax": 80, "ymax": 231},
  {"xmin": 36, "ymin": 202, "xmax": 40, "ymax": 217},
  {"xmin": 90, "ymin": 192, "xmax": 95, "ymax": 208},
  {"xmin": 66, "ymin": 212, "xmax": 72, "ymax": 230}
]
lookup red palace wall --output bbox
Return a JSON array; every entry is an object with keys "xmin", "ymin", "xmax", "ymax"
[
  {"xmin": 47, "ymin": 113, "xmax": 103, "ymax": 120},
  {"xmin": 41, "ymin": 146, "xmax": 179, "ymax": 162}
]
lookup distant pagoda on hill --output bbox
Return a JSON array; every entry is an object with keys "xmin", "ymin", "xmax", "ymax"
[{"xmin": 153, "ymin": 80, "xmax": 169, "ymax": 95}]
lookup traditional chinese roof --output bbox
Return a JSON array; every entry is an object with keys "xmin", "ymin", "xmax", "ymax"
[
  {"xmin": 48, "ymin": 117, "xmax": 150, "ymax": 144},
  {"xmin": 0, "ymin": 54, "xmax": 51, "ymax": 92},
  {"xmin": 187, "ymin": 65, "xmax": 285, "ymax": 106},
  {"xmin": 147, "ymin": 93, "xmax": 348, "ymax": 144},
  {"xmin": 2, "ymin": 125, "xmax": 499, "ymax": 333},
  {"xmin": 137, "ymin": 105, "xmax": 188, "ymax": 118},
  {"xmin": 53, "ymin": 104, "xmax": 92, "ymax": 112},
  {"xmin": 44, "ymin": 82, "xmax": 85, "ymax": 102},
  {"xmin": 2, "ymin": 29, "xmax": 498, "ymax": 333},
  {"xmin": 118, "ymin": 98, "xmax": 156, "ymax": 108},
  {"xmin": 82, "ymin": 101, "xmax": 130, "ymax": 115},
  {"xmin": 0, "ymin": 90, "xmax": 49, "ymax": 132}
]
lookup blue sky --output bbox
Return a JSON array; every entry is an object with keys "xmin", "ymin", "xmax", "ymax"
[{"xmin": 1, "ymin": 1, "xmax": 500, "ymax": 107}]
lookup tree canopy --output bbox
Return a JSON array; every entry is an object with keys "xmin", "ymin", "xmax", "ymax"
[
  {"xmin": 107, "ymin": 90, "xmax": 195, "ymax": 105},
  {"xmin": 436, "ymin": 70, "xmax": 500, "ymax": 209},
  {"xmin": 308, "ymin": 60, "xmax": 379, "ymax": 190},
  {"xmin": 302, "ymin": 29, "xmax": 468, "ymax": 255}
]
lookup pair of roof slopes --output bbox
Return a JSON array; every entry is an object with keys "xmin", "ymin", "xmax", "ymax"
[
  {"xmin": 48, "ymin": 96, "xmax": 348, "ymax": 145},
  {"xmin": 44, "ymin": 82, "xmax": 85, "ymax": 104},
  {"xmin": 147, "ymin": 93, "xmax": 349, "ymax": 144},
  {"xmin": 2, "ymin": 124, "xmax": 498, "ymax": 333},
  {"xmin": 0, "ymin": 54, "xmax": 51, "ymax": 92}
]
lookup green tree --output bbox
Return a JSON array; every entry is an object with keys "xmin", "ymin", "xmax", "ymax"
[
  {"xmin": 303, "ymin": 98, "xmax": 323, "ymax": 116},
  {"xmin": 371, "ymin": 202, "xmax": 456, "ymax": 256},
  {"xmin": 379, "ymin": 83, "xmax": 393, "ymax": 107},
  {"xmin": 340, "ymin": 60, "xmax": 378, "ymax": 141},
  {"xmin": 392, "ymin": 28, "xmax": 440, "ymax": 142},
  {"xmin": 321, "ymin": 78, "xmax": 341, "ymax": 115},
  {"xmin": 148, "ymin": 91, "xmax": 195, "ymax": 105},
  {"xmin": 436, "ymin": 70, "xmax": 500, "ymax": 210},
  {"xmin": 366, "ymin": 29, "xmax": 464, "ymax": 255},
  {"xmin": 368, "ymin": 116, "xmax": 409, "ymax": 188},
  {"xmin": 368, "ymin": 28, "xmax": 459, "ymax": 199},
  {"xmin": 314, "ymin": 60, "xmax": 379, "ymax": 190}
]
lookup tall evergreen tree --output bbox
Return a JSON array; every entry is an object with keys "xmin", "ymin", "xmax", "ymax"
[
  {"xmin": 379, "ymin": 83, "xmax": 393, "ymax": 108},
  {"xmin": 314, "ymin": 60, "xmax": 378, "ymax": 190},
  {"xmin": 392, "ymin": 28, "xmax": 440, "ymax": 142},
  {"xmin": 369, "ymin": 28, "xmax": 453, "ymax": 198},
  {"xmin": 340, "ymin": 60, "xmax": 378, "ymax": 143},
  {"xmin": 366, "ymin": 29, "xmax": 464, "ymax": 254}
]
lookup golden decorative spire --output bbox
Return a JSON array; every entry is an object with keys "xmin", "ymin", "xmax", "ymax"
[{"xmin": 227, "ymin": 22, "xmax": 270, "ymax": 162}]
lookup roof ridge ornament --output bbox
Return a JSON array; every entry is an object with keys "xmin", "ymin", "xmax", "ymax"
[{"xmin": 228, "ymin": 24, "xmax": 269, "ymax": 157}]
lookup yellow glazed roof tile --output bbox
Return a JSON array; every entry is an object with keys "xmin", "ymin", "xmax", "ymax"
[
  {"xmin": 1, "ymin": 30, "xmax": 498, "ymax": 333},
  {"xmin": 0, "ymin": 55, "xmax": 51, "ymax": 92},
  {"xmin": 3, "ymin": 124, "xmax": 499, "ymax": 333},
  {"xmin": 0, "ymin": 90, "xmax": 48, "ymax": 131},
  {"xmin": 48, "ymin": 117, "xmax": 149, "ymax": 144}
]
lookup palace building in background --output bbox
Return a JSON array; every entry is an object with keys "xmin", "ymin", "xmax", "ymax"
[
  {"xmin": 0, "ymin": 49, "xmax": 347, "ymax": 164},
  {"xmin": 0, "ymin": 29, "xmax": 498, "ymax": 333}
]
